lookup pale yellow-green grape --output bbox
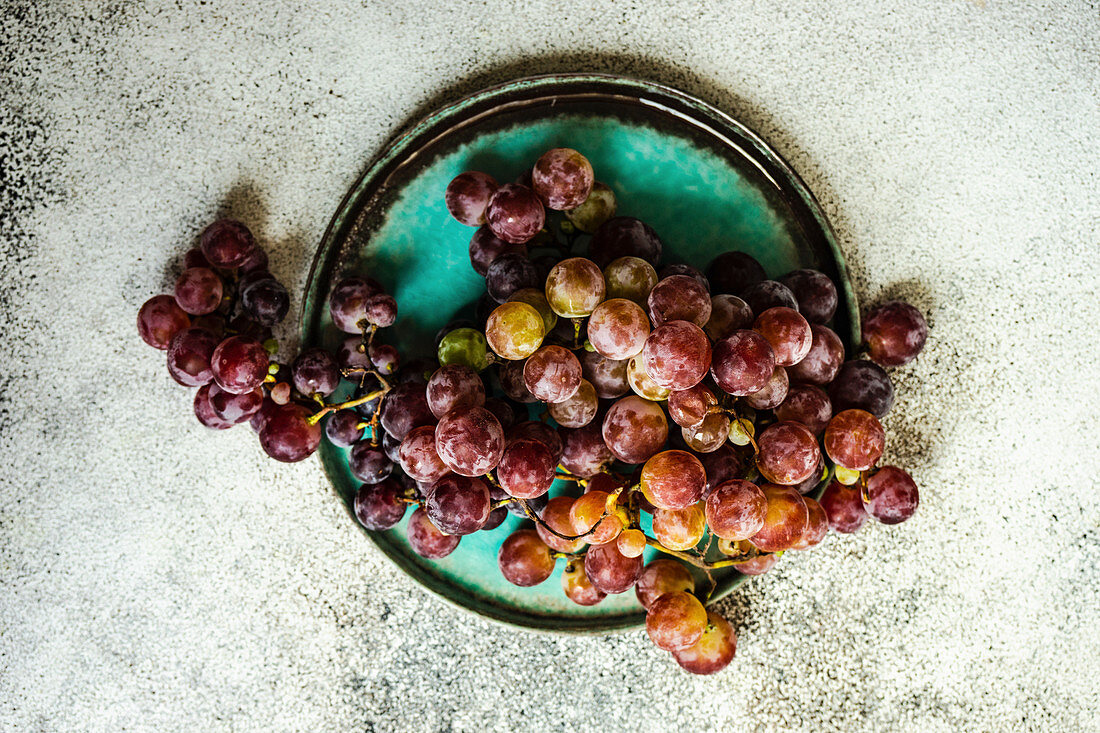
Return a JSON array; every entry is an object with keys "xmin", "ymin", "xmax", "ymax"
[
  {"xmin": 485, "ymin": 301, "xmax": 544, "ymax": 360},
  {"xmin": 728, "ymin": 417, "xmax": 756, "ymax": 446},
  {"xmin": 545, "ymin": 257, "xmax": 606, "ymax": 318},
  {"xmin": 834, "ymin": 465, "xmax": 861, "ymax": 485},
  {"xmin": 627, "ymin": 354, "xmax": 671, "ymax": 401},
  {"xmin": 508, "ymin": 287, "xmax": 557, "ymax": 335},
  {"xmin": 564, "ymin": 180, "xmax": 616, "ymax": 232},
  {"xmin": 603, "ymin": 256, "xmax": 657, "ymax": 305}
]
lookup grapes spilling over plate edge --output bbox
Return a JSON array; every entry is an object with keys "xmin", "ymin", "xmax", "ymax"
[{"xmin": 138, "ymin": 146, "xmax": 928, "ymax": 675}]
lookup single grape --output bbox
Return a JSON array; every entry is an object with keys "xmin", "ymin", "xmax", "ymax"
[
  {"xmin": 193, "ymin": 384, "xmax": 233, "ymax": 429},
  {"xmin": 397, "ymin": 358, "xmax": 438, "ymax": 385},
  {"xmin": 328, "ymin": 276, "xmax": 382, "ymax": 334},
  {"xmin": 565, "ymin": 180, "xmax": 616, "ymax": 232},
  {"xmin": 588, "ymin": 216, "xmax": 662, "ymax": 268},
  {"xmin": 741, "ymin": 280, "xmax": 799, "ymax": 316},
  {"xmin": 486, "ymin": 183, "xmax": 545, "ymax": 244},
  {"xmin": 616, "ymin": 529, "xmax": 647, "ymax": 558},
  {"xmin": 484, "ymin": 252, "xmax": 539, "ymax": 303},
  {"xmin": 535, "ymin": 495, "xmax": 586, "ymax": 553},
  {"xmin": 862, "ymin": 301, "xmax": 928, "ymax": 366},
  {"xmin": 744, "ymin": 366, "xmax": 789, "ymax": 410},
  {"xmin": 435, "ymin": 406, "xmax": 505, "ymax": 477},
  {"xmin": 531, "ymin": 147, "xmax": 594, "ymax": 210},
  {"xmin": 324, "ymin": 409, "xmax": 364, "ymax": 447},
  {"xmin": 584, "ymin": 542, "xmax": 644, "ymax": 594},
  {"xmin": 496, "ymin": 438, "xmax": 556, "ymax": 499},
  {"xmin": 672, "ymin": 610, "xmax": 737, "ymax": 674},
  {"xmin": 705, "ymin": 251, "xmax": 765, "ymax": 295},
  {"xmin": 407, "ymin": 508, "xmax": 460, "ymax": 559},
  {"xmin": 710, "ymin": 329, "xmax": 777, "ymax": 396},
  {"xmin": 587, "ymin": 298, "xmax": 649, "ymax": 360},
  {"xmin": 562, "ymin": 563, "xmax": 606, "ymax": 605},
  {"xmin": 498, "ymin": 529, "xmax": 555, "ymax": 586},
  {"xmin": 778, "ymin": 269, "xmax": 838, "ymax": 324},
  {"xmin": 775, "ymin": 383, "xmax": 832, "ymax": 437},
  {"xmin": 174, "ymin": 267, "xmax": 223, "ymax": 315},
  {"xmin": 446, "ymin": 171, "xmax": 498, "ymax": 226},
  {"xmin": 437, "ymin": 327, "xmax": 491, "ymax": 372},
  {"xmin": 363, "ymin": 293, "xmax": 397, "ymax": 327},
  {"xmin": 558, "ymin": 422, "xmax": 613, "ymax": 477},
  {"xmin": 640, "ymin": 450, "xmax": 706, "ymax": 510},
  {"xmin": 291, "ymin": 348, "xmax": 340, "ymax": 398},
  {"xmin": 580, "ymin": 351, "xmax": 629, "ymax": 399},
  {"xmin": 353, "ymin": 477, "xmax": 407, "ymax": 531},
  {"xmin": 381, "ymin": 430, "xmax": 402, "ymax": 463},
  {"xmin": 569, "ymin": 489, "xmax": 624, "ymax": 545},
  {"xmin": 259, "ymin": 403, "xmax": 322, "ymax": 463},
  {"xmin": 749, "ymin": 485, "xmax": 809, "ymax": 552},
  {"xmin": 753, "ymin": 307, "xmax": 812, "ymax": 367},
  {"xmin": 398, "ymin": 425, "xmax": 450, "ymax": 483},
  {"xmin": 499, "ymin": 358, "xmax": 537, "ymax": 403},
  {"xmin": 507, "ymin": 421, "xmax": 564, "ymax": 462},
  {"xmin": 700, "ymin": 443, "xmax": 751, "ymax": 497},
  {"xmin": 647, "ymin": 591, "xmax": 708, "ymax": 651},
  {"xmin": 369, "ymin": 342, "xmax": 400, "ymax": 375},
  {"xmin": 483, "ymin": 398, "xmax": 516, "ymax": 432},
  {"xmin": 835, "ymin": 465, "xmax": 862, "ymax": 486},
  {"xmin": 756, "ymin": 420, "xmax": 821, "ymax": 485},
  {"xmin": 523, "ymin": 345, "xmax": 582, "ymax": 403},
  {"xmin": 647, "ymin": 275, "xmax": 712, "ymax": 327},
  {"xmin": 705, "ymin": 479, "xmax": 767, "ymax": 540},
  {"xmin": 790, "ymin": 496, "xmax": 829, "ymax": 549},
  {"xmin": 668, "ymin": 384, "xmax": 717, "ymax": 428},
  {"xmin": 485, "ymin": 301, "xmax": 544, "ymax": 360},
  {"xmin": 824, "ymin": 409, "xmax": 885, "ymax": 471},
  {"xmin": 603, "ymin": 256, "xmax": 657, "ymax": 305},
  {"xmin": 818, "ymin": 480, "xmax": 869, "ymax": 533},
  {"xmin": 547, "ymin": 378, "xmax": 598, "ymax": 428},
  {"xmin": 138, "ymin": 295, "xmax": 191, "ymax": 350},
  {"xmin": 652, "ymin": 504, "xmax": 706, "ymax": 550},
  {"xmin": 166, "ymin": 327, "xmax": 219, "ymax": 387},
  {"xmin": 336, "ymin": 336, "xmax": 373, "ymax": 370},
  {"xmin": 200, "ymin": 218, "xmax": 256, "ymax": 269},
  {"xmin": 828, "ymin": 360, "xmax": 895, "ymax": 418},
  {"xmin": 183, "ymin": 247, "xmax": 211, "ymax": 269},
  {"xmin": 704, "ymin": 294, "xmax": 754, "ymax": 341},
  {"xmin": 659, "ymin": 263, "xmax": 709, "ymax": 291},
  {"xmin": 530, "ymin": 252, "xmax": 561, "ymax": 282},
  {"xmin": 545, "ymin": 257, "xmax": 606, "ymax": 318},
  {"xmin": 425, "ymin": 474, "xmax": 491, "ymax": 535},
  {"xmin": 788, "ymin": 324, "xmax": 844, "ymax": 385},
  {"xmin": 349, "ymin": 442, "xmax": 394, "ymax": 484},
  {"xmin": 379, "ymin": 381, "xmax": 436, "ymax": 441},
  {"xmin": 508, "ymin": 288, "xmax": 557, "ymax": 335},
  {"xmin": 208, "ymin": 383, "xmax": 264, "ymax": 424},
  {"xmin": 642, "ymin": 320, "xmax": 712, "ymax": 390},
  {"xmin": 467, "ymin": 226, "xmax": 526, "ymax": 277},
  {"xmin": 241, "ymin": 277, "xmax": 290, "ymax": 327},
  {"xmin": 635, "ymin": 559, "xmax": 694, "ymax": 610},
  {"xmin": 238, "ymin": 245, "xmax": 267, "ymax": 274},
  {"xmin": 601, "ymin": 395, "xmax": 669, "ymax": 465},
  {"xmin": 426, "ymin": 364, "xmax": 486, "ymax": 419},
  {"xmin": 865, "ymin": 466, "xmax": 919, "ymax": 524},
  {"xmin": 682, "ymin": 413, "xmax": 731, "ymax": 453},
  {"xmin": 627, "ymin": 354, "xmax": 672, "ymax": 401}
]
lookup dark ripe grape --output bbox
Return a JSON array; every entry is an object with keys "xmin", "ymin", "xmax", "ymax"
[
  {"xmin": 536, "ymin": 495, "xmax": 586, "ymax": 553},
  {"xmin": 642, "ymin": 320, "xmax": 712, "ymax": 390},
  {"xmin": 627, "ymin": 354, "xmax": 671, "ymax": 401},
  {"xmin": 369, "ymin": 343, "xmax": 400, "ymax": 375},
  {"xmin": 779, "ymin": 269, "xmax": 838, "ymax": 324},
  {"xmin": 238, "ymin": 245, "xmax": 268, "ymax": 274},
  {"xmin": 407, "ymin": 508, "xmax": 460, "ymax": 559},
  {"xmin": 701, "ymin": 444, "xmax": 750, "ymax": 498},
  {"xmin": 379, "ymin": 382, "xmax": 436, "ymax": 440},
  {"xmin": 588, "ymin": 217, "xmax": 663, "ymax": 268},
  {"xmin": 499, "ymin": 358, "xmax": 537, "ymax": 403},
  {"xmin": 710, "ymin": 329, "xmax": 777, "ymax": 396},
  {"xmin": 166, "ymin": 327, "xmax": 219, "ymax": 386},
  {"xmin": 174, "ymin": 267, "xmax": 223, "ymax": 315},
  {"xmin": 741, "ymin": 280, "xmax": 799, "ymax": 315},
  {"xmin": 193, "ymin": 384, "xmax": 234, "ymax": 429},
  {"xmin": 569, "ymin": 490, "xmax": 623, "ymax": 545},
  {"xmin": 482, "ymin": 506, "xmax": 508, "ymax": 531},
  {"xmin": 183, "ymin": 247, "xmax": 211, "ymax": 269},
  {"xmin": 545, "ymin": 257, "xmax": 606, "ymax": 318},
  {"xmin": 532, "ymin": 147, "xmax": 594, "ymax": 210},
  {"xmin": 209, "ymin": 383, "xmax": 263, "ymax": 424},
  {"xmin": 240, "ymin": 278, "xmax": 290, "ymax": 327},
  {"xmin": 354, "ymin": 382, "xmax": 383, "ymax": 421},
  {"xmin": 398, "ymin": 425, "xmax": 450, "ymax": 483},
  {"xmin": 425, "ymin": 474, "xmax": 491, "ymax": 535},
  {"xmin": 547, "ymin": 378, "xmax": 598, "ymax": 428},
  {"xmin": 445, "ymin": 171, "xmax": 498, "ymax": 226},
  {"xmin": 705, "ymin": 251, "xmax": 766, "ymax": 296},
  {"xmin": 754, "ymin": 307, "xmax": 812, "ymax": 367},
  {"xmin": 363, "ymin": 294, "xmax": 397, "ymax": 328},
  {"xmin": 824, "ymin": 409, "xmax": 885, "ymax": 471},
  {"xmin": 635, "ymin": 559, "xmax": 695, "ymax": 610},
  {"xmin": 640, "ymin": 450, "xmax": 706, "ymax": 510},
  {"xmin": 865, "ymin": 466, "xmax": 919, "ymax": 524},
  {"xmin": 486, "ymin": 183, "xmax": 545, "ymax": 244},
  {"xmin": 381, "ymin": 431, "xmax": 402, "ymax": 463},
  {"xmin": 259, "ymin": 403, "xmax": 322, "ymax": 462},
  {"xmin": 435, "ymin": 406, "xmax": 505, "ymax": 477},
  {"xmin": 602, "ymin": 396, "xmax": 668, "ymax": 465},
  {"xmin": 862, "ymin": 301, "xmax": 928, "ymax": 366},
  {"xmin": 705, "ymin": 479, "xmax": 767, "ymax": 540},
  {"xmin": 468, "ymin": 226, "xmax": 526, "ymax": 276},
  {"xmin": 584, "ymin": 542, "xmax": 644, "ymax": 594},
  {"xmin": 139, "ymin": 295, "xmax": 191, "ymax": 350},
  {"xmin": 659, "ymin": 263, "xmax": 710, "ymax": 292},
  {"xmin": 792, "ymin": 456, "xmax": 826, "ymax": 495},
  {"xmin": 704, "ymin": 294, "xmax": 754, "ymax": 341},
  {"xmin": 647, "ymin": 275, "xmax": 712, "ymax": 328},
  {"xmin": 559, "ymin": 422, "xmax": 613, "ymax": 477},
  {"xmin": 398, "ymin": 357, "xmax": 439, "ymax": 385},
  {"xmin": 682, "ymin": 413, "xmax": 730, "ymax": 453},
  {"xmin": 776, "ymin": 383, "xmax": 832, "ymax": 437},
  {"xmin": 523, "ymin": 345, "xmax": 582, "ymax": 403},
  {"xmin": 291, "ymin": 348, "xmax": 340, "ymax": 397},
  {"xmin": 562, "ymin": 563, "xmax": 606, "ymax": 606},
  {"xmin": 617, "ymin": 528, "xmax": 647, "ymax": 558},
  {"xmin": 530, "ymin": 253, "xmax": 562, "ymax": 283},
  {"xmin": 580, "ymin": 351, "xmax": 629, "ymax": 399},
  {"xmin": 353, "ymin": 477, "xmax": 407, "ymax": 531},
  {"xmin": 749, "ymin": 485, "xmax": 809, "ymax": 552},
  {"xmin": 565, "ymin": 180, "xmax": 616, "ymax": 233},
  {"xmin": 652, "ymin": 504, "xmax": 706, "ymax": 550},
  {"xmin": 587, "ymin": 298, "xmax": 650, "ymax": 360},
  {"xmin": 349, "ymin": 442, "xmax": 394, "ymax": 484},
  {"xmin": 324, "ymin": 409, "xmax": 364, "ymax": 447},
  {"xmin": 757, "ymin": 421, "xmax": 821, "ymax": 485},
  {"xmin": 646, "ymin": 591, "xmax": 708, "ymax": 651},
  {"xmin": 482, "ymin": 398, "xmax": 516, "ymax": 432},
  {"xmin": 668, "ymin": 383, "xmax": 717, "ymax": 428},
  {"xmin": 498, "ymin": 529, "xmax": 555, "ymax": 586},
  {"xmin": 603, "ymin": 256, "xmax": 658, "ymax": 305},
  {"xmin": 486, "ymin": 252, "xmax": 541, "ymax": 303},
  {"xmin": 673, "ymin": 610, "xmax": 737, "ymax": 675},
  {"xmin": 735, "ymin": 549, "xmax": 778, "ymax": 576},
  {"xmin": 485, "ymin": 301, "xmax": 544, "ymax": 360},
  {"xmin": 744, "ymin": 367, "xmax": 789, "ymax": 410},
  {"xmin": 237, "ymin": 268, "xmax": 274, "ymax": 294},
  {"xmin": 328, "ymin": 276, "xmax": 382, "ymax": 334},
  {"xmin": 496, "ymin": 438, "xmax": 556, "ymax": 499},
  {"xmin": 791, "ymin": 496, "xmax": 829, "ymax": 550},
  {"xmin": 249, "ymin": 398, "xmax": 276, "ymax": 434},
  {"xmin": 829, "ymin": 360, "xmax": 895, "ymax": 418},
  {"xmin": 426, "ymin": 364, "xmax": 486, "ymax": 419},
  {"xmin": 508, "ymin": 421, "xmax": 565, "ymax": 462},
  {"xmin": 788, "ymin": 324, "xmax": 844, "ymax": 385},
  {"xmin": 819, "ymin": 480, "xmax": 869, "ymax": 533},
  {"xmin": 211, "ymin": 336, "xmax": 269, "ymax": 394},
  {"xmin": 508, "ymin": 288, "xmax": 558, "ymax": 335},
  {"xmin": 200, "ymin": 218, "xmax": 256, "ymax": 269}
]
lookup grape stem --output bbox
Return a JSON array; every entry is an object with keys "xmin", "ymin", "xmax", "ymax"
[
  {"xmin": 643, "ymin": 535, "xmax": 765, "ymax": 570},
  {"xmin": 306, "ymin": 388, "xmax": 387, "ymax": 425}
]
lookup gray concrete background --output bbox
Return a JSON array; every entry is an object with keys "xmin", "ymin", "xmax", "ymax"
[{"xmin": 2, "ymin": 1, "xmax": 1098, "ymax": 731}]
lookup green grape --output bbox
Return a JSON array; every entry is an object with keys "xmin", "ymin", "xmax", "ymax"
[
  {"xmin": 485, "ymin": 301, "xmax": 544, "ymax": 360},
  {"xmin": 545, "ymin": 257, "xmax": 606, "ymax": 318},
  {"xmin": 437, "ymin": 327, "xmax": 491, "ymax": 372},
  {"xmin": 508, "ymin": 287, "xmax": 558, "ymax": 335},
  {"xmin": 603, "ymin": 256, "xmax": 657, "ymax": 305},
  {"xmin": 565, "ymin": 181, "xmax": 617, "ymax": 232}
]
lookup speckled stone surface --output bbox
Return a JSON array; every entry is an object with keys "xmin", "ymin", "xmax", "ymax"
[{"xmin": 1, "ymin": 1, "xmax": 1098, "ymax": 731}]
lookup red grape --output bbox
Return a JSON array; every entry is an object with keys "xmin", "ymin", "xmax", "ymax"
[
  {"xmin": 735, "ymin": 551, "xmax": 778, "ymax": 576},
  {"xmin": 775, "ymin": 383, "xmax": 832, "ymax": 437},
  {"xmin": 425, "ymin": 474, "xmax": 490, "ymax": 535},
  {"xmin": 700, "ymin": 444, "xmax": 751, "ymax": 498},
  {"xmin": 166, "ymin": 327, "xmax": 219, "ymax": 386},
  {"xmin": 756, "ymin": 421, "xmax": 821, "ymax": 486},
  {"xmin": 635, "ymin": 559, "xmax": 695, "ymax": 610},
  {"xmin": 668, "ymin": 384, "xmax": 717, "ymax": 428},
  {"xmin": 741, "ymin": 280, "xmax": 798, "ymax": 315},
  {"xmin": 588, "ymin": 216, "xmax": 663, "ymax": 268},
  {"xmin": 486, "ymin": 183, "xmax": 545, "ymax": 244},
  {"xmin": 862, "ymin": 301, "xmax": 928, "ymax": 366},
  {"xmin": 682, "ymin": 413, "xmax": 731, "ymax": 453},
  {"xmin": 193, "ymin": 384, "xmax": 233, "ymax": 429},
  {"xmin": 710, "ymin": 330, "xmax": 776, "ymax": 396},
  {"xmin": 704, "ymin": 294, "xmax": 754, "ymax": 341},
  {"xmin": 200, "ymin": 218, "xmax": 256, "ymax": 269},
  {"xmin": 588, "ymin": 298, "xmax": 650, "ymax": 359},
  {"xmin": 818, "ymin": 480, "xmax": 869, "ymax": 533},
  {"xmin": 426, "ymin": 364, "xmax": 486, "ymax": 419},
  {"xmin": 507, "ymin": 421, "xmax": 564, "ymax": 462},
  {"xmin": 291, "ymin": 347, "xmax": 340, "ymax": 398},
  {"xmin": 259, "ymin": 403, "xmax": 322, "ymax": 463},
  {"xmin": 496, "ymin": 438, "xmax": 556, "ymax": 499},
  {"xmin": 562, "ymin": 563, "xmax": 606, "ymax": 606},
  {"xmin": 399, "ymin": 425, "xmax": 450, "ymax": 483},
  {"xmin": 211, "ymin": 336, "xmax": 269, "ymax": 395},
  {"xmin": 646, "ymin": 591, "xmax": 708, "ymax": 651},
  {"xmin": 640, "ymin": 450, "xmax": 706, "ymax": 510},
  {"xmin": 829, "ymin": 360, "xmax": 895, "ymax": 418},
  {"xmin": 349, "ymin": 443, "xmax": 394, "ymax": 484},
  {"xmin": 705, "ymin": 479, "xmax": 767, "ymax": 540},
  {"xmin": 749, "ymin": 485, "xmax": 809, "ymax": 552},
  {"xmin": 569, "ymin": 490, "xmax": 623, "ymax": 545},
  {"xmin": 328, "ymin": 276, "xmax": 382, "ymax": 334},
  {"xmin": 705, "ymin": 251, "xmax": 765, "ymax": 295},
  {"xmin": 498, "ymin": 529, "xmax": 555, "ymax": 586},
  {"xmin": 584, "ymin": 542, "xmax": 644, "ymax": 594},
  {"xmin": 647, "ymin": 275, "xmax": 712, "ymax": 327},
  {"xmin": 407, "ymin": 508, "xmax": 460, "ymax": 559},
  {"xmin": 865, "ymin": 466, "xmax": 919, "ymax": 524},
  {"xmin": 379, "ymin": 381, "xmax": 436, "ymax": 440},
  {"xmin": 532, "ymin": 147, "xmax": 594, "ymax": 210},
  {"xmin": 616, "ymin": 529, "xmax": 647, "ymax": 558},
  {"xmin": 580, "ymin": 350, "xmax": 630, "ymax": 399},
  {"xmin": 545, "ymin": 257, "xmax": 606, "ymax": 318},
  {"xmin": 642, "ymin": 320, "xmax": 712, "ymax": 390},
  {"xmin": 468, "ymin": 226, "xmax": 526, "ymax": 276},
  {"xmin": 435, "ymin": 406, "xmax": 505, "ymax": 477},
  {"xmin": 652, "ymin": 503, "xmax": 706, "ymax": 550},
  {"xmin": 208, "ymin": 383, "xmax": 264, "ymax": 424},
  {"xmin": 744, "ymin": 366, "xmax": 789, "ymax": 410},
  {"xmin": 353, "ymin": 477, "xmax": 407, "ymax": 531},
  {"xmin": 790, "ymin": 496, "xmax": 829, "ymax": 549},
  {"xmin": 499, "ymin": 358, "xmax": 537, "ymax": 403},
  {"xmin": 778, "ymin": 269, "xmax": 838, "ymax": 324},
  {"xmin": 138, "ymin": 295, "xmax": 191, "ymax": 350},
  {"xmin": 558, "ymin": 422, "xmax": 613, "ymax": 477},
  {"xmin": 671, "ymin": 610, "xmax": 737, "ymax": 675},
  {"xmin": 753, "ymin": 307, "xmax": 812, "ymax": 367},
  {"xmin": 787, "ymin": 324, "xmax": 844, "ymax": 385},
  {"xmin": 601, "ymin": 396, "xmax": 669, "ymax": 465},
  {"xmin": 547, "ymin": 378, "xmax": 598, "ymax": 428},
  {"xmin": 174, "ymin": 267, "xmax": 223, "ymax": 315},
  {"xmin": 824, "ymin": 409, "xmax": 885, "ymax": 471},
  {"xmin": 363, "ymin": 293, "xmax": 397, "ymax": 327},
  {"xmin": 536, "ymin": 495, "xmax": 586, "ymax": 553},
  {"xmin": 445, "ymin": 171, "xmax": 498, "ymax": 226},
  {"xmin": 523, "ymin": 345, "xmax": 582, "ymax": 403}
]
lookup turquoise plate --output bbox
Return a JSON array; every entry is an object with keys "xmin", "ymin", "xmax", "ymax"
[{"xmin": 301, "ymin": 74, "xmax": 857, "ymax": 633}]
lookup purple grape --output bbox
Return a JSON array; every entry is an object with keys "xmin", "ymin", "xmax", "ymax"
[
  {"xmin": 507, "ymin": 421, "xmax": 564, "ymax": 463},
  {"xmin": 238, "ymin": 245, "xmax": 268, "ymax": 274},
  {"xmin": 166, "ymin": 327, "xmax": 219, "ymax": 387},
  {"xmin": 601, "ymin": 395, "xmax": 668, "ymax": 465},
  {"xmin": 324, "ymin": 409, "xmax": 364, "ymax": 447},
  {"xmin": 531, "ymin": 147, "xmax": 594, "ymax": 210},
  {"xmin": 426, "ymin": 364, "xmax": 486, "ymax": 419},
  {"xmin": 482, "ymin": 397, "xmax": 516, "ymax": 432},
  {"xmin": 379, "ymin": 382, "xmax": 436, "ymax": 440},
  {"xmin": 819, "ymin": 480, "xmax": 868, "ymax": 533},
  {"xmin": 659, "ymin": 263, "xmax": 709, "ymax": 291},
  {"xmin": 704, "ymin": 294, "xmax": 754, "ymax": 341},
  {"xmin": 259, "ymin": 403, "xmax": 321, "ymax": 462},
  {"xmin": 580, "ymin": 350, "xmax": 630, "ymax": 399},
  {"xmin": 647, "ymin": 275, "xmax": 712, "ymax": 327},
  {"xmin": 174, "ymin": 267, "xmax": 223, "ymax": 315},
  {"xmin": 292, "ymin": 348, "xmax": 340, "ymax": 398},
  {"xmin": 787, "ymin": 324, "xmax": 844, "ymax": 385},
  {"xmin": 486, "ymin": 183, "xmax": 545, "ymax": 244},
  {"xmin": 434, "ymin": 406, "xmax": 505, "ymax": 477},
  {"xmin": 138, "ymin": 295, "xmax": 191, "ymax": 350},
  {"xmin": 328, "ymin": 276, "xmax": 383, "ymax": 334},
  {"xmin": 183, "ymin": 248, "xmax": 211, "ymax": 270},
  {"xmin": 864, "ymin": 466, "xmax": 919, "ymax": 524},
  {"xmin": 588, "ymin": 217, "xmax": 662, "ymax": 268},
  {"xmin": 559, "ymin": 422, "xmax": 613, "ymax": 477},
  {"xmin": 425, "ymin": 474, "xmax": 491, "ymax": 535},
  {"xmin": 775, "ymin": 383, "xmax": 832, "ymax": 436},
  {"xmin": 741, "ymin": 280, "xmax": 798, "ymax": 315},
  {"xmin": 200, "ymin": 219, "xmax": 256, "ymax": 269},
  {"xmin": 208, "ymin": 383, "xmax": 264, "ymax": 424},
  {"xmin": 828, "ymin": 360, "xmax": 895, "ymax": 418},
  {"xmin": 364, "ymin": 293, "xmax": 397, "ymax": 327},
  {"xmin": 369, "ymin": 343, "xmax": 400, "ymax": 375},
  {"xmin": 710, "ymin": 330, "xmax": 777, "ymax": 396},
  {"xmin": 193, "ymin": 384, "xmax": 234, "ymax": 429},
  {"xmin": 240, "ymin": 277, "xmax": 290, "ymax": 327},
  {"xmin": 354, "ymin": 477, "xmax": 407, "ymax": 531},
  {"xmin": 705, "ymin": 251, "xmax": 765, "ymax": 295},
  {"xmin": 483, "ymin": 506, "xmax": 508, "ymax": 531},
  {"xmin": 485, "ymin": 253, "xmax": 540, "ymax": 303},
  {"xmin": 468, "ymin": 226, "xmax": 526, "ymax": 276},
  {"xmin": 349, "ymin": 442, "xmax": 394, "ymax": 484},
  {"xmin": 445, "ymin": 171, "xmax": 499, "ymax": 226},
  {"xmin": 211, "ymin": 336, "xmax": 269, "ymax": 395},
  {"xmin": 862, "ymin": 301, "xmax": 928, "ymax": 366},
  {"xmin": 779, "ymin": 269, "xmax": 838, "ymax": 324}
]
